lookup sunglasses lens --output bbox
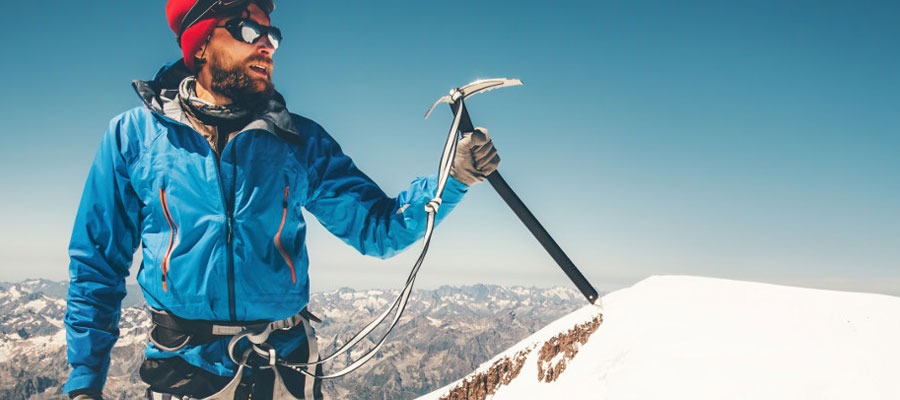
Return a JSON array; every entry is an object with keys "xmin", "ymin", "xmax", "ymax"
[
  {"xmin": 239, "ymin": 22, "xmax": 263, "ymax": 44},
  {"xmin": 268, "ymin": 28, "xmax": 282, "ymax": 49}
]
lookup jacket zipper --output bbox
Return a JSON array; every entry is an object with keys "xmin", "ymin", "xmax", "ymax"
[
  {"xmin": 224, "ymin": 155, "xmax": 237, "ymax": 322},
  {"xmin": 189, "ymin": 124, "xmax": 239, "ymax": 320},
  {"xmin": 216, "ymin": 143, "xmax": 237, "ymax": 322},
  {"xmin": 274, "ymin": 186, "xmax": 296, "ymax": 284},
  {"xmin": 159, "ymin": 188, "xmax": 178, "ymax": 292}
]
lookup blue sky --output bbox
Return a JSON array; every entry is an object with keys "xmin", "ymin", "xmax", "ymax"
[{"xmin": 0, "ymin": 1, "xmax": 897, "ymax": 295}]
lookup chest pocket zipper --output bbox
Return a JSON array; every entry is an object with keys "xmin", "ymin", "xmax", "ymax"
[
  {"xmin": 274, "ymin": 186, "xmax": 296, "ymax": 284},
  {"xmin": 159, "ymin": 188, "xmax": 178, "ymax": 292}
]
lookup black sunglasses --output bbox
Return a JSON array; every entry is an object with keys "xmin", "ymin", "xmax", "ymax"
[{"xmin": 216, "ymin": 18, "xmax": 282, "ymax": 49}]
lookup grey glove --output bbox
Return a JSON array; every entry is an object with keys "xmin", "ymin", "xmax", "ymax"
[{"xmin": 450, "ymin": 127, "xmax": 500, "ymax": 186}]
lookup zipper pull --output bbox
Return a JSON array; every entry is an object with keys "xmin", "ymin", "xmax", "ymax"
[{"xmin": 227, "ymin": 216, "xmax": 234, "ymax": 244}]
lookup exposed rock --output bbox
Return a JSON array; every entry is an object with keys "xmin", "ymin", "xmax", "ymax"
[
  {"xmin": 437, "ymin": 348, "xmax": 531, "ymax": 400},
  {"xmin": 537, "ymin": 315, "xmax": 603, "ymax": 382}
]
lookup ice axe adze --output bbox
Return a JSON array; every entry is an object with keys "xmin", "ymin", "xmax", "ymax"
[{"xmin": 426, "ymin": 79, "xmax": 600, "ymax": 304}]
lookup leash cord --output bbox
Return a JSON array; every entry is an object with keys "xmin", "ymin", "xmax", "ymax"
[{"xmin": 241, "ymin": 96, "xmax": 467, "ymax": 379}]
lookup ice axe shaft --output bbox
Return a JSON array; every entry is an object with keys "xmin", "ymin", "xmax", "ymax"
[{"xmin": 449, "ymin": 101, "xmax": 600, "ymax": 304}]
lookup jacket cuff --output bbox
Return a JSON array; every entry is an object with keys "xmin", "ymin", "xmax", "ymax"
[
  {"xmin": 441, "ymin": 175, "xmax": 469, "ymax": 204},
  {"xmin": 63, "ymin": 365, "xmax": 106, "ymax": 395},
  {"xmin": 68, "ymin": 388, "xmax": 103, "ymax": 399}
]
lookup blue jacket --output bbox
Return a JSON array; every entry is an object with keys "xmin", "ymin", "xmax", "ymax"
[{"xmin": 64, "ymin": 60, "xmax": 467, "ymax": 393}]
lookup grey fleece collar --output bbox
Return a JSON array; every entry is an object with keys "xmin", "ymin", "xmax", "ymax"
[
  {"xmin": 178, "ymin": 76, "xmax": 252, "ymax": 124},
  {"xmin": 132, "ymin": 60, "xmax": 300, "ymax": 136}
]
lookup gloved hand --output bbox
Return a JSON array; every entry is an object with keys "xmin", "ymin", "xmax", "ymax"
[{"xmin": 450, "ymin": 127, "xmax": 500, "ymax": 186}]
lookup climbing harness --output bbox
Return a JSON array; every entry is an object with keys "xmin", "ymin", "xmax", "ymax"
[{"xmin": 147, "ymin": 316, "xmax": 321, "ymax": 399}]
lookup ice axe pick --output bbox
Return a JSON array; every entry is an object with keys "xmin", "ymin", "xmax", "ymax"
[{"xmin": 425, "ymin": 79, "xmax": 600, "ymax": 305}]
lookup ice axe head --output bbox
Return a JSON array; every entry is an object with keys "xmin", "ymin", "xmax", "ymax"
[{"xmin": 424, "ymin": 78, "xmax": 523, "ymax": 120}]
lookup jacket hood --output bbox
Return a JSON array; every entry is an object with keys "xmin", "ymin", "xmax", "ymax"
[{"xmin": 132, "ymin": 58, "xmax": 299, "ymax": 135}]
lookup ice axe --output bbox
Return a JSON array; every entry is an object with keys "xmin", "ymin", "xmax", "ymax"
[{"xmin": 426, "ymin": 79, "xmax": 600, "ymax": 304}]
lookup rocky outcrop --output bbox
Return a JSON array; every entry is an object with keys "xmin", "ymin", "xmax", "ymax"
[
  {"xmin": 537, "ymin": 315, "xmax": 603, "ymax": 382},
  {"xmin": 437, "ymin": 348, "xmax": 531, "ymax": 400},
  {"xmin": 432, "ymin": 312, "xmax": 604, "ymax": 400}
]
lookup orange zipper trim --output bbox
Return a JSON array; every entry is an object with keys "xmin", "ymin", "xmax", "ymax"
[
  {"xmin": 160, "ymin": 188, "xmax": 178, "ymax": 292},
  {"xmin": 274, "ymin": 186, "xmax": 296, "ymax": 284}
]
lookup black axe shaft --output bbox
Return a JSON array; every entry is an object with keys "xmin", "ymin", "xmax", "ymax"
[{"xmin": 449, "ymin": 101, "xmax": 600, "ymax": 304}]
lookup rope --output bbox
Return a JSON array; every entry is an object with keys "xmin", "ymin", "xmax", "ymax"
[{"xmin": 233, "ymin": 96, "xmax": 468, "ymax": 379}]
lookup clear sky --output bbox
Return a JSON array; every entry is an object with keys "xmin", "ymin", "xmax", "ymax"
[{"xmin": 0, "ymin": 1, "xmax": 897, "ymax": 296}]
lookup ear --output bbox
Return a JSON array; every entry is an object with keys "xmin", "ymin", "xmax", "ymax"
[{"xmin": 194, "ymin": 45, "xmax": 209, "ymax": 67}]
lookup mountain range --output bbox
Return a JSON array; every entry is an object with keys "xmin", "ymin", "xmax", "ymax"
[{"xmin": 0, "ymin": 279, "xmax": 586, "ymax": 399}]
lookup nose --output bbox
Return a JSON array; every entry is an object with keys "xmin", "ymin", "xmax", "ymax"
[{"xmin": 257, "ymin": 34, "xmax": 275, "ymax": 56}]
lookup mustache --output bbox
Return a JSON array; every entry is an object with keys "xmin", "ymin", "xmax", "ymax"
[{"xmin": 246, "ymin": 55, "xmax": 273, "ymax": 67}]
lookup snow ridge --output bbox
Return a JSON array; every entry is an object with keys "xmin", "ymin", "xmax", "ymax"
[{"xmin": 421, "ymin": 275, "xmax": 900, "ymax": 400}]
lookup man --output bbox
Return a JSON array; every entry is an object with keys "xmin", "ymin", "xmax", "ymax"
[{"xmin": 63, "ymin": 1, "xmax": 499, "ymax": 399}]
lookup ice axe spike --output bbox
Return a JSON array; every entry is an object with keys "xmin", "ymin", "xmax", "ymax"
[{"xmin": 425, "ymin": 79, "xmax": 600, "ymax": 305}]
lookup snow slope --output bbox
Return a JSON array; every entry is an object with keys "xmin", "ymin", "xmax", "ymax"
[{"xmin": 419, "ymin": 275, "xmax": 900, "ymax": 400}]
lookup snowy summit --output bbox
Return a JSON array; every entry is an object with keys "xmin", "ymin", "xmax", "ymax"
[{"xmin": 420, "ymin": 275, "xmax": 900, "ymax": 400}]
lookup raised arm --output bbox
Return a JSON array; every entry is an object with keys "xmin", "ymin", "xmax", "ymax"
[{"xmin": 303, "ymin": 125, "xmax": 468, "ymax": 259}]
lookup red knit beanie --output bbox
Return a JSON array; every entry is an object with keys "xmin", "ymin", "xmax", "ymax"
[{"xmin": 166, "ymin": 0, "xmax": 223, "ymax": 73}]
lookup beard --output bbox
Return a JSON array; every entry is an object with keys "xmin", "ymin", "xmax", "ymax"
[{"xmin": 208, "ymin": 53, "xmax": 275, "ymax": 110}]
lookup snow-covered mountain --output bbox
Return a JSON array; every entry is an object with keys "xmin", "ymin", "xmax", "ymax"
[
  {"xmin": 0, "ymin": 279, "xmax": 151, "ymax": 399},
  {"xmin": 420, "ymin": 275, "xmax": 900, "ymax": 400},
  {"xmin": 0, "ymin": 280, "xmax": 584, "ymax": 399}
]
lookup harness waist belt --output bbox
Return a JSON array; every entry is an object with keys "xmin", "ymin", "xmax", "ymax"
[{"xmin": 149, "ymin": 307, "xmax": 321, "ymax": 352}]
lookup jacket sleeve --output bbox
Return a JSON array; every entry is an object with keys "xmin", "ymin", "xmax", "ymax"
[
  {"xmin": 304, "ymin": 125, "xmax": 468, "ymax": 259},
  {"xmin": 63, "ymin": 115, "xmax": 141, "ymax": 394}
]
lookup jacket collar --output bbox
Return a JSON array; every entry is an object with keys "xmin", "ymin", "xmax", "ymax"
[{"xmin": 132, "ymin": 59, "xmax": 300, "ymax": 136}]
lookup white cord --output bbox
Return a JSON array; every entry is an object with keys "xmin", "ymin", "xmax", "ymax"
[{"xmin": 271, "ymin": 98, "xmax": 467, "ymax": 379}]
